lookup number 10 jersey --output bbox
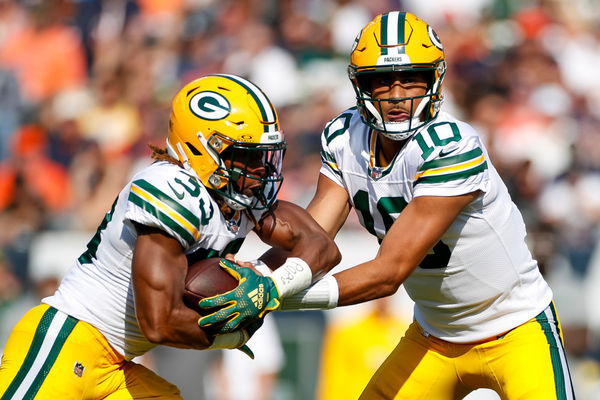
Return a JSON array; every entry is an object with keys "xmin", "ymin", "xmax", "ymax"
[{"xmin": 320, "ymin": 108, "xmax": 552, "ymax": 343}]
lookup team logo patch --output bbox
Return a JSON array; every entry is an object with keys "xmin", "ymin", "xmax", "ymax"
[
  {"xmin": 190, "ymin": 91, "xmax": 231, "ymax": 121},
  {"xmin": 73, "ymin": 361, "xmax": 85, "ymax": 377},
  {"xmin": 428, "ymin": 26, "xmax": 443, "ymax": 51}
]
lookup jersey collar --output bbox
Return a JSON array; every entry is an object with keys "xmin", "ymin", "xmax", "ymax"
[{"xmin": 368, "ymin": 129, "xmax": 397, "ymax": 180}]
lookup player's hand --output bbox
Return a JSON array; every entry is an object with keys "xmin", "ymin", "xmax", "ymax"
[
  {"xmin": 236, "ymin": 318, "xmax": 264, "ymax": 359},
  {"xmin": 208, "ymin": 318, "xmax": 263, "ymax": 359},
  {"xmin": 198, "ymin": 259, "xmax": 280, "ymax": 333},
  {"xmin": 223, "ymin": 254, "xmax": 254, "ymax": 269}
]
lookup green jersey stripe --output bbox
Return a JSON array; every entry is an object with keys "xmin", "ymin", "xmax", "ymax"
[
  {"xmin": 326, "ymin": 166, "xmax": 343, "ymax": 178},
  {"xmin": 415, "ymin": 161, "xmax": 488, "ymax": 185},
  {"xmin": 1, "ymin": 308, "xmax": 58, "ymax": 400},
  {"xmin": 321, "ymin": 159, "xmax": 341, "ymax": 177},
  {"xmin": 419, "ymin": 148, "xmax": 483, "ymax": 172},
  {"xmin": 23, "ymin": 316, "xmax": 78, "ymax": 399},
  {"xmin": 321, "ymin": 150, "xmax": 336, "ymax": 163},
  {"xmin": 320, "ymin": 151, "xmax": 342, "ymax": 177},
  {"xmin": 128, "ymin": 191, "xmax": 196, "ymax": 246},
  {"xmin": 132, "ymin": 180, "xmax": 199, "ymax": 228}
]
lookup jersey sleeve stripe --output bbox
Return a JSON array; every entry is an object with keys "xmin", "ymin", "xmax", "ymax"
[
  {"xmin": 414, "ymin": 161, "xmax": 488, "ymax": 185},
  {"xmin": 128, "ymin": 190, "xmax": 196, "ymax": 246},
  {"xmin": 320, "ymin": 150, "xmax": 341, "ymax": 176},
  {"xmin": 132, "ymin": 180, "xmax": 200, "ymax": 227},
  {"xmin": 321, "ymin": 150, "xmax": 335, "ymax": 163},
  {"xmin": 415, "ymin": 152, "xmax": 485, "ymax": 180},
  {"xmin": 418, "ymin": 147, "xmax": 483, "ymax": 172},
  {"xmin": 129, "ymin": 181, "xmax": 199, "ymax": 243},
  {"xmin": 129, "ymin": 184, "xmax": 199, "ymax": 241}
]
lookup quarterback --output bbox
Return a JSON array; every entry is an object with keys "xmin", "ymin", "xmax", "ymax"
[
  {"xmin": 0, "ymin": 74, "xmax": 340, "ymax": 399},
  {"xmin": 199, "ymin": 12, "xmax": 576, "ymax": 400}
]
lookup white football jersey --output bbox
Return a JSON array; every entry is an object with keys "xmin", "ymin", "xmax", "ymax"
[
  {"xmin": 320, "ymin": 109, "xmax": 552, "ymax": 343},
  {"xmin": 44, "ymin": 161, "xmax": 262, "ymax": 359}
]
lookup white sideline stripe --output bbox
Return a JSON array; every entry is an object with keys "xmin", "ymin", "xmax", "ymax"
[
  {"xmin": 11, "ymin": 311, "xmax": 68, "ymax": 399},
  {"xmin": 543, "ymin": 308, "xmax": 574, "ymax": 399}
]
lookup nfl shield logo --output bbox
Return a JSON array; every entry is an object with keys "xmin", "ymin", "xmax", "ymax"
[
  {"xmin": 73, "ymin": 362, "xmax": 85, "ymax": 377},
  {"xmin": 370, "ymin": 167, "xmax": 383, "ymax": 180},
  {"xmin": 226, "ymin": 219, "xmax": 239, "ymax": 233}
]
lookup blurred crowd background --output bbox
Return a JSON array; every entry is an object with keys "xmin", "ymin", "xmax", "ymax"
[{"xmin": 0, "ymin": 0, "xmax": 599, "ymax": 399}]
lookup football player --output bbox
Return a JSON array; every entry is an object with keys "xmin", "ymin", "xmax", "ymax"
[
  {"xmin": 0, "ymin": 74, "xmax": 340, "ymax": 399},
  {"xmin": 198, "ymin": 12, "xmax": 575, "ymax": 399}
]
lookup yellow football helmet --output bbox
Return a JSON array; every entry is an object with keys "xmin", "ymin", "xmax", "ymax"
[
  {"xmin": 167, "ymin": 74, "xmax": 286, "ymax": 210},
  {"xmin": 348, "ymin": 11, "xmax": 446, "ymax": 140}
]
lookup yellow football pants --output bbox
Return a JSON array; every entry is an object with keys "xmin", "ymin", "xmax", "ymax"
[
  {"xmin": 360, "ymin": 302, "xmax": 575, "ymax": 400},
  {"xmin": 0, "ymin": 304, "xmax": 182, "ymax": 399}
]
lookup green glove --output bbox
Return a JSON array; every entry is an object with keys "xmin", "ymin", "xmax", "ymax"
[{"xmin": 198, "ymin": 259, "xmax": 280, "ymax": 333}]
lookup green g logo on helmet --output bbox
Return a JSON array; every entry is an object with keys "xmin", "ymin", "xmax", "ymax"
[
  {"xmin": 190, "ymin": 91, "xmax": 231, "ymax": 121},
  {"xmin": 167, "ymin": 74, "xmax": 286, "ymax": 211}
]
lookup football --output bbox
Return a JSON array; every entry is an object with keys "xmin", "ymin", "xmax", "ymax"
[{"xmin": 183, "ymin": 257, "xmax": 238, "ymax": 319}]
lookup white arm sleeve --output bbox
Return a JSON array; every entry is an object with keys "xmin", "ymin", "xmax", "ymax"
[{"xmin": 278, "ymin": 275, "xmax": 339, "ymax": 311}]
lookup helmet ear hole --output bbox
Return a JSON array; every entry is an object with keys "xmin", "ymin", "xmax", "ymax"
[
  {"xmin": 356, "ymin": 75, "xmax": 373, "ymax": 95},
  {"xmin": 186, "ymin": 142, "xmax": 202, "ymax": 156}
]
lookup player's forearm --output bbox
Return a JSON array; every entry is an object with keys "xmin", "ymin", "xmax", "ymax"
[
  {"xmin": 258, "ymin": 201, "xmax": 341, "ymax": 277},
  {"xmin": 288, "ymin": 231, "xmax": 341, "ymax": 279},
  {"xmin": 278, "ymin": 257, "xmax": 410, "ymax": 311},
  {"xmin": 137, "ymin": 305, "xmax": 214, "ymax": 349},
  {"xmin": 259, "ymin": 232, "xmax": 340, "ymax": 277},
  {"xmin": 334, "ymin": 258, "xmax": 409, "ymax": 306},
  {"xmin": 255, "ymin": 208, "xmax": 341, "ymax": 300},
  {"xmin": 263, "ymin": 231, "xmax": 341, "ymax": 302}
]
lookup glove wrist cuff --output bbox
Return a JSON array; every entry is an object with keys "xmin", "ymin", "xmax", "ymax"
[
  {"xmin": 269, "ymin": 257, "xmax": 312, "ymax": 298},
  {"xmin": 208, "ymin": 330, "xmax": 249, "ymax": 350}
]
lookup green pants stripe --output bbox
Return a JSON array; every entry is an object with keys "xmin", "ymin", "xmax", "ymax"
[
  {"xmin": 2, "ymin": 307, "xmax": 78, "ymax": 400},
  {"xmin": 535, "ymin": 303, "xmax": 575, "ymax": 400}
]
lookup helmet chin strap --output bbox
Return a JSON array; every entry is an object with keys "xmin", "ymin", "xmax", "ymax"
[
  {"xmin": 221, "ymin": 193, "xmax": 252, "ymax": 211},
  {"xmin": 364, "ymin": 93, "xmax": 431, "ymax": 140},
  {"xmin": 167, "ymin": 139, "xmax": 195, "ymax": 175},
  {"xmin": 216, "ymin": 166, "xmax": 257, "ymax": 211}
]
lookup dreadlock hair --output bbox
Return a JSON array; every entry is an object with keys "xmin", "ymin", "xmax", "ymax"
[{"xmin": 148, "ymin": 144, "xmax": 182, "ymax": 167}]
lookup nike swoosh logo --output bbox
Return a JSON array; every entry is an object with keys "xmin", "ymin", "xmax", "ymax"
[
  {"xmin": 439, "ymin": 148, "xmax": 459, "ymax": 157},
  {"xmin": 167, "ymin": 182, "xmax": 185, "ymax": 200}
]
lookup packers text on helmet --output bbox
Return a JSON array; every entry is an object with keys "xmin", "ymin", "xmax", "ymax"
[{"xmin": 348, "ymin": 11, "xmax": 446, "ymax": 140}]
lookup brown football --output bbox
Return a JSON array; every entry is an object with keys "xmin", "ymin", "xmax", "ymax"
[{"xmin": 183, "ymin": 257, "xmax": 239, "ymax": 323}]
